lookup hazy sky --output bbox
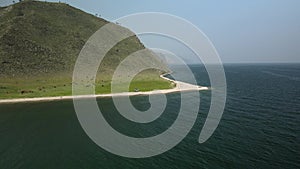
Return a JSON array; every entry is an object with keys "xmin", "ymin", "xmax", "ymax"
[{"xmin": 1, "ymin": 0, "xmax": 299, "ymax": 63}]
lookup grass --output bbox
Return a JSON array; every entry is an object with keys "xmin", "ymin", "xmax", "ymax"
[
  {"xmin": 0, "ymin": 1, "xmax": 108, "ymax": 76},
  {"xmin": 0, "ymin": 1, "xmax": 151, "ymax": 76},
  {"xmin": 0, "ymin": 71, "xmax": 174, "ymax": 99},
  {"xmin": 0, "ymin": 1, "xmax": 173, "ymax": 100}
]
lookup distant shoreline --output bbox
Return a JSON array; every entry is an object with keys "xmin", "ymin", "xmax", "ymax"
[{"xmin": 0, "ymin": 75, "xmax": 208, "ymax": 104}]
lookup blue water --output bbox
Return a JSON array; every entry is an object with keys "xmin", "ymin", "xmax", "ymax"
[{"xmin": 0, "ymin": 64, "xmax": 299, "ymax": 168}]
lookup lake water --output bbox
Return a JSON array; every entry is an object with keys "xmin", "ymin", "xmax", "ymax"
[{"xmin": 0, "ymin": 64, "xmax": 299, "ymax": 169}]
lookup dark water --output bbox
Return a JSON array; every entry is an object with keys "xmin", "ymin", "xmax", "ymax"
[{"xmin": 0, "ymin": 64, "xmax": 299, "ymax": 169}]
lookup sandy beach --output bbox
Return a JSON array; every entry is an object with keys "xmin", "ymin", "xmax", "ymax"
[{"xmin": 0, "ymin": 75, "xmax": 209, "ymax": 104}]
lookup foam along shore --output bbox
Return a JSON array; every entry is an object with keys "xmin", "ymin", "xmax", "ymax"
[{"xmin": 0, "ymin": 76, "xmax": 209, "ymax": 104}]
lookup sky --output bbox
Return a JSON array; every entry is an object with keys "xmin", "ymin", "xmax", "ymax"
[{"xmin": 1, "ymin": 0, "xmax": 300, "ymax": 63}]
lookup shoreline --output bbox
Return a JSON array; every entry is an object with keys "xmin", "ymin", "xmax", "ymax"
[{"xmin": 0, "ymin": 75, "xmax": 209, "ymax": 104}]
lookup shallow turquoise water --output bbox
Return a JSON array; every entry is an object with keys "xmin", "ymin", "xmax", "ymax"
[{"xmin": 0, "ymin": 64, "xmax": 299, "ymax": 169}]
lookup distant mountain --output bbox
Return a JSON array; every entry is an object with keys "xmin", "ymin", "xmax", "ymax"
[{"xmin": 0, "ymin": 0, "xmax": 168, "ymax": 77}]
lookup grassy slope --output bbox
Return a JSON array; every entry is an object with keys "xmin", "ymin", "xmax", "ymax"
[{"xmin": 0, "ymin": 1, "xmax": 173, "ymax": 99}]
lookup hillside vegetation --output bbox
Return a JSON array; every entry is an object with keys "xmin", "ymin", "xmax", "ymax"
[{"xmin": 0, "ymin": 1, "xmax": 172, "ymax": 99}]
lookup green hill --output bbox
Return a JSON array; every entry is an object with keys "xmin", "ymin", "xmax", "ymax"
[{"xmin": 0, "ymin": 1, "xmax": 172, "ymax": 99}]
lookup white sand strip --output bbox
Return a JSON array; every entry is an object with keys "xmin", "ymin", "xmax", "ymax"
[{"xmin": 0, "ymin": 75, "xmax": 209, "ymax": 104}]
